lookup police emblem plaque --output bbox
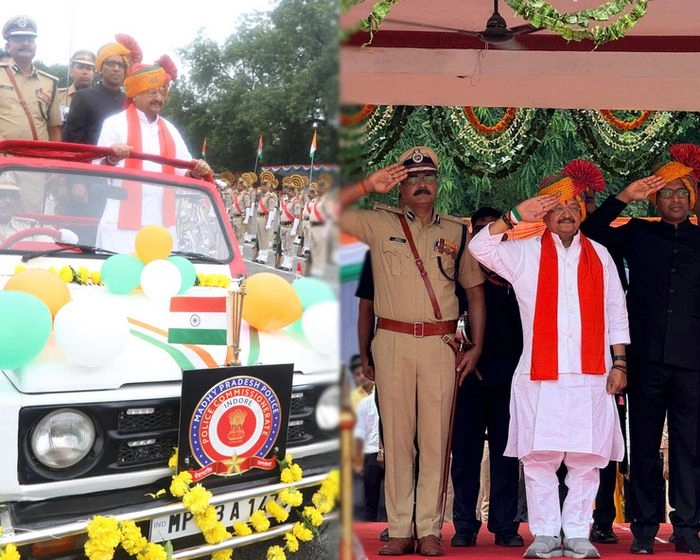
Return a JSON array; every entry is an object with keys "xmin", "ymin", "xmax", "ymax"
[{"xmin": 178, "ymin": 364, "xmax": 294, "ymax": 484}]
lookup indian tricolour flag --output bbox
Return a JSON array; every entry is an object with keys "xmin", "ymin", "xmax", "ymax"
[{"xmin": 168, "ymin": 296, "xmax": 227, "ymax": 345}]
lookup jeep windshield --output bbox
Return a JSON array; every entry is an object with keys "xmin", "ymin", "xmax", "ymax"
[{"xmin": 0, "ymin": 140, "xmax": 242, "ymax": 273}]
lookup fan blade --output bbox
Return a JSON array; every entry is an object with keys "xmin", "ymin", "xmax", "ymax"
[
  {"xmin": 509, "ymin": 24, "xmax": 542, "ymax": 35},
  {"xmin": 382, "ymin": 17, "xmax": 481, "ymax": 36}
]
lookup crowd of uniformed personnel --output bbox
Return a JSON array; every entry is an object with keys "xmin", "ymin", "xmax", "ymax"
[
  {"xmin": 0, "ymin": 14, "xmax": 335, "ymax": 275},
  {"xmin": 216, "ymin": 169, "xmax": 334, "ymax": 274}
]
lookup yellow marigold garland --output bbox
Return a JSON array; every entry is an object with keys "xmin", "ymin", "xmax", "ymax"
[
  {"xmin": 0, "ymin": 544, "xmax": 20, "ymax": 560},
  {"xmin": 14, "ymin": 264, "xmax": 102, "ymax": 286},
  {"xmin": 7, "ymin": 453, "xmax": 339, "ymax": 560}
]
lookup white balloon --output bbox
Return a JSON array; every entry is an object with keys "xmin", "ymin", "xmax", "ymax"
[
  {"xmin": 54, "ymin": 300, "xmax": 130, "ymax": 368},
  {"xmin": 301, "ymin": 301, "xmax": 339, "ymax": 357},
  {"xmin": 140, "ymin": 259, "xmax": 181, "ymax": 300}
]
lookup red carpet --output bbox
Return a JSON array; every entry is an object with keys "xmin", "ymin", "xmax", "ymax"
[{"xmin": 354, "ymin": 522, "xmax": 677, "ymax": 559}]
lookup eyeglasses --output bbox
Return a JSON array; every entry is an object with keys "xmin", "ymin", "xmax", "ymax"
[
  {"xmin": 405, "ymin": 173, "xmax": 437, "ymax": 185},
  {"xmin": 142, "ymin": 88, "xmax": 166, "ymax": 99},
  {"xmin": 549, "ymin": 203, "xmax": 582, "ymax": 215},
  {"xmin": 657, "ymin": 187, "xmax": 690, "ymax": 199},
  {"xmin": 102, "ymin": 60, "xmax": 126, "ymax": 69}
]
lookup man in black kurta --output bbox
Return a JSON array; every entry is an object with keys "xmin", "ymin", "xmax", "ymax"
[{"xmin": 580, "ymin": 147, "xmax": 700, "ymax": 555}]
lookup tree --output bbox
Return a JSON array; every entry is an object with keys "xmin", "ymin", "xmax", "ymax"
[{"xmin": 164, "ymin": 0, "xmax": 338, "ymax": 173}]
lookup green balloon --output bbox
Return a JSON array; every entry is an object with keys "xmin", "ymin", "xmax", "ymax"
[
  {"xmin": 0, "ymin": 291, "xmax": 52, "ymax": 370},
  {"xmin": 285, "ymin": 318, "xmax": 306, "ymax": 341},
  {"xmin": 101, "ymin": 254, "xmax": 144, "ymax": 294},
  {"xmin": 168, "ymin": 256, "xmax": 197, "ymax": 294},
  {"xmin": 291, "ymin": 277, "xmax": 336, "ymax": 310}
]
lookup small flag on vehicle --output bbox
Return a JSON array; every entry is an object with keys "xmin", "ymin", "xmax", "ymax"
[
  {"xmin": 201, "ymin": 136, "xmax": 207, "ymax": 159},
  {"xmin": 168, "ymin": 296, "xmax": 227, "ymax": 345}
]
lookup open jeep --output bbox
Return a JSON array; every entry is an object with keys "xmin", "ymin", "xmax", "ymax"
[{"xmin": 0, "ymin": 141, "xmax": 339, "ymax": 559}]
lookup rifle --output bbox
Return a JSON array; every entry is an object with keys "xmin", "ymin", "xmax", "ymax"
[{"xmin": 273, "ymin": 193, "xmax": 283, "ymax": 269}]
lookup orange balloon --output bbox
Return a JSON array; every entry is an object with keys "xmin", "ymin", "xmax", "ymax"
[
  {"xmin": 4, "ymin": 268, "xmax": 71, "ymax": 317},
  {"xmin": 135, "ymin": 225, "xmax": 173, "ymax": 264},
  {"xmin": 242, "ymin": 273, "xmax": 302, "ymax": 331}
]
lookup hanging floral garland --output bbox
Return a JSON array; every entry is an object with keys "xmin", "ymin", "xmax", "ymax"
[
  {"xmin": 504, "ymin": 0, "xmax": 649, "ymax": 45},
  {"xmin": 569, "ymin": 109, "xmax": 686, "ymax": 178},
  {"xmin": 599, "ymin": 110, "xmax": 652, "ymax": 131},
  {"xmin": 463, "ymin": 107, "xmax": 517, "ymax": 135},
  {"xmin": 340, "ymin": 105, "xmax": 378, "ymax": 126},
  {"xmin": 341, "ymin": 0, "xmax": 649, "ymax": 46}
]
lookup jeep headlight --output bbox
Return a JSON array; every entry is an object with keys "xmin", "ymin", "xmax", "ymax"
[
  {"xmin": 315, "ymin": 386, "xmax": 340, "ymax": 431},
  {"xmin": 31, "ymin": 409, "xmax": 96, "ymax": 469}
]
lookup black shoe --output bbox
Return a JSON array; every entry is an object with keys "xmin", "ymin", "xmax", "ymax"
[
  {"xmin": 451, "ymin": 532, "xmax": 477, "ymax": 547},
  {"xmin": 674, "ymin": 533, "xmax": 700, "ymax": 554},
  {"xmin": 495, "ymin": 532, "xmax": 524, "ymax": 547},
  {"xmin": 379, "ymin": 528, "xmax": 390, "ymax": 542},
  {"xmin": 630, "ymin": 537, "xmax": 655, "ymax": 554},
  {"xmin": 590, "ymin": 525, "xmax": 619, "ymax": 544}
]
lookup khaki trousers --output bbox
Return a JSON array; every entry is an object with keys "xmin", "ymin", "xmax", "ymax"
[{"xmin": 373, "ymin": 328, "xmax": 456, "ymax": 539}]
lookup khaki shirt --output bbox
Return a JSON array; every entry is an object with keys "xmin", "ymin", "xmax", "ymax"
[
  {"xmin": 56, "ymin": 84, "xmax": 77, "ymax": 123},
  {"xmin": 342, "ymin": 206, "xmax": 483, "ymax": 323},
  {"xmin": 0, "ymin": 216, "xmax": 38, "ymax": 241},
  {"xmin": 0, "ymin": 62, "xmax": 61, "ymax": 140}
]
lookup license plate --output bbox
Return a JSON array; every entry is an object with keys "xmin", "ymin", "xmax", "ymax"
[{"xmin": 149, "ymin": 492, "xmax": 281, "ymax": 543}]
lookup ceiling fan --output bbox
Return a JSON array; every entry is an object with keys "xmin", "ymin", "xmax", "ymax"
[{"xmin": 383, "ymin": 0, "xmax": 544, "ymax": 47}]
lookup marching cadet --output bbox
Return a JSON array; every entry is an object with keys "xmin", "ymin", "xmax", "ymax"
[
  {"xmin": 237, "ymin": 172, "xmax": 257, "ymax": 245},
  {"xmin": 1, "ymin": 15, "xmax": 62, "ymax": 212},
  {"xmin": 279, "ymin": 174, "xmax": 306, "ymax": 271},
  {"xmin": 300, "ymin": 182, "xmax": 316, "ymax": 257},
  {"xmin": 56, "ymin": 49, "xmax": 96, "ymax": 124},
  {"xmin": 253, "ymin": 170, "xmax": 279, "ymax": 264},
  {"xmin": 309, "ymin": 175, "xmax": 332, "ymax": 276}
]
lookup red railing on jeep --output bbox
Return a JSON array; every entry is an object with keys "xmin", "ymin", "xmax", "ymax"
[{"xmin": 0, "ymin": 140, "xmax": 246, "ymax": 277}]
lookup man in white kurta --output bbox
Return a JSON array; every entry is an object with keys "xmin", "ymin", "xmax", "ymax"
[
  {"xmin": 469, "ymin": 162, "xmax": 629, "ymax": 560},
  {"xmin": 94, "ymin": 57, "xmax": 211, "ymax": 253}
]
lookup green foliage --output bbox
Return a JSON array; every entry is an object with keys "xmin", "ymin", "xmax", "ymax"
[
  {"xmin": 164, "ymin": 0, "xmax": 337, "ymax": 173},
  {"xmin": 342, "ymin": 106, "xmax": 699, "ymax": 217}
]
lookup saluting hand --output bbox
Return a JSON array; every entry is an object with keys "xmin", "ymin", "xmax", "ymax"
[
  {"xmin": 514, "ymin": 194, "xmax": 559, "ymax": 222},
  {"xmin": 617, "ymin": 175, "xmax": 666, "ymax": 203},
  {"xmin": 363, "ymin": 163, "xmax": 408, "ymax": 194}
]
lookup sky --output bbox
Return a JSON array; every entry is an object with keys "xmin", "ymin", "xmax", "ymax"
[{"xmin": 5, "ymin": 0, "xmax": 274, "ymax": 71}]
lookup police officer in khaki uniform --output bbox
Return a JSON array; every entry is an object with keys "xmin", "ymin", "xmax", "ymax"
[
  {"xmin": 341, "ymin": 147, "xmax": 486, "ymax": 557},
  {"xmin": 56, "ymin": 50, "xmax": 96, "ymax": 124},
  {"xmin": 300, "ymin": 182, "xmax": 315, "ymax": 257},
  {"xmin": 254, "ymin": 170, "xmax": 278, "ymax": 264},
  {"xmin": 1, "ymin": 16, "xmax": 62, "ymax": 212}
]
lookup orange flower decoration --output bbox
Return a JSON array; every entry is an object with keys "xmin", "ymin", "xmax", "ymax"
[
  {"xmin": 599, "ymin": 110, "xmax": 652, "ymax": 131},
  {"xmin": 464, "ymin": 107, "xmax": 516, "ymax": 135},
  {"xmin": 340, "ymin": 105, "xmax": 377, "ymax": 126}
]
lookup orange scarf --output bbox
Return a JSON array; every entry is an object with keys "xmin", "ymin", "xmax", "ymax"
[
  {"xmin": 117, "ymin": 104, "xmax": 177, "ymax": 230},
  {"xmin": 531, "ymin": 230, "xmax": 606, "ymax": 380}
]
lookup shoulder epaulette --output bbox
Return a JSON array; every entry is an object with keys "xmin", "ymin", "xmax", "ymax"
[
  {"xmin": 36, "ymin": 69, "xmax": 58, "ymax": 81},
  {"xmin": 56, "ymin": 86, "xmax": 68, "ymax": 93},
  {"xmin": 0, "ymin": 61, "xmax": 9, "ymax": 68},
  {"xmin": 441, "ymin": 214, "xmax": 468, "ymax": 225},
  {"xmin": 373, "ymin": 202, "xmax": 403, "ymax": 215}
]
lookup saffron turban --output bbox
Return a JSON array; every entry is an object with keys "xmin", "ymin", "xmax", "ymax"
[
  {"xmin": 123, "ymin": 55, "xmax": 177, "ymax": 99},
  {"xmin": 538, "ymin": 159, "xmax": 605, "ymax": 219},
  {"xmin": 650, "ymin": 144, "xmax": 700, "ymax": 208}
]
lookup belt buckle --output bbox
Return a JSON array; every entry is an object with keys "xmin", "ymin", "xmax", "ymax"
[{"xmin": 413, "ymin": 322, "xmax": 425, "ymax": 338}]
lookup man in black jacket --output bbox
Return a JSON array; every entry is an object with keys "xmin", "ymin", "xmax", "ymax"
[
  {"xmin": 450, "ymin": 206, "xmax": 524, "ymax": 549},
  {"xmin": 580, "ymin": 145, "xmax": 700, "ymax": 555}
]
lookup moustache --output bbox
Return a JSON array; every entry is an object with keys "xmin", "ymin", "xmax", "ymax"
[
  {"xmin": 558, "ymin": 218, "xmax": 575, "ymax": 223},
  {"xmin": 413, "ymin": 187, "xmax": 431, "ymax": 196}
]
